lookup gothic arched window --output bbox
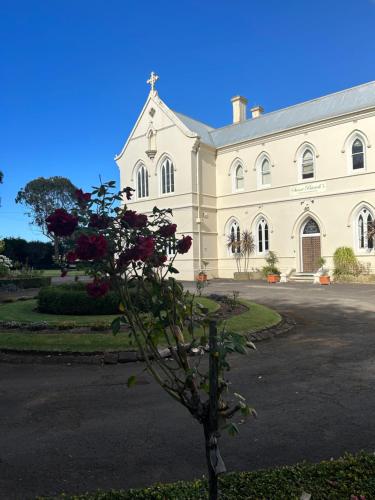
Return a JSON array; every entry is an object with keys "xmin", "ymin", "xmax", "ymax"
[
  {"xmin": 257, "ymin": 218, "xmax": 269, "ymax": 253},
  {"xmin": 301, "ymin": 149, "xmax": 314, "ymax": 180},
  {"xmin": 357, "ymin": 207, "xmax": 373, "ymax": 250},
  {"xmin": 261, "ymin": 159, "xmax": 271, "ymax": 186},
  {"xmin": 228, "ymin": 220, "xmax": 241, "ymax": 254},
  {"xmin": 161, "ymin": 158, "xmax": 175, "ymax": 194},
  {"xmin": 352, "ymin": 138, "xmax": 365, "ymax": 170},
  {"xmin": 234, "ymin": 164, "xmax": 244, "ymax": 191},
  {"xmin": 136, "ymin": 164, "xmax": 149, "ymax": 199}
]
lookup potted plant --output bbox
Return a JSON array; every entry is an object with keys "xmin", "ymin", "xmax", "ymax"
[
  {"xmin": 317, "ymin": 257, "xmax": 330, "ymax": 285},
  {"xmin": 262, "ymin": 251, "xmax": 281, "ymax": 283},
  {"xmin": 227, "ymin": 229, "xmax": 255, "ymax": 280},
  {"xmin": 196, "ymin": 260, "xmax": 209, "ymax": 282}
]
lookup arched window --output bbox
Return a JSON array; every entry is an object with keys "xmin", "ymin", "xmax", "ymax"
[
  {"xmin": 161, "ymin": 158, "xmax": 175, "ymax": 194},
  {"xmin": 357, "ymin": 208, "xmax": 373, "ymax": 250},
  {"xmin": 261, "ymin": 159, "xmax": 271, "ymax": 186},
  {"xmin": 257, "ymin": 218, "xmax": 269, "ymax": 253},
  {"xmin": 136, "ymin": 164, "xmax": 149, "ymax": 198},
  {"xmin": 352, "ymin": 139, "xmax": 365, "ymax": 170},
  {"xmin": 228, "ymin": 220, "xmax": 241, "ymax": 254},
  {"xmin": 234, "ymin": 164, "xmax": 244, "ymax": 191},
  {"xmin": 303, "ymin": 218, "xmax": 320, "ymax": 234},
  {"xmin": 301, "ymin": 149, "xmax": 314, "ymax": 180}
]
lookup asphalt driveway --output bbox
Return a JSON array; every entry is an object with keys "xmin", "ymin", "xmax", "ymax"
[{"xmin": 1, "ymin": 280, "xmax": 375, "ymax": 499}]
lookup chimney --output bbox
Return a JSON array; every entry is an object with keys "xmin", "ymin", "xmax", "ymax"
[
  {"xmin": 231, "ymin": 95, "xmax": 248, "ymax": 124},
  {"xmin": 251, "ymin": 105, "xmax": 264, "ymax": 118}
]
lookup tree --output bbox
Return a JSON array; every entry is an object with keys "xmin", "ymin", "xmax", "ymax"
[
  {"xmin": 0, "ymin": 171, "xmax": 3, "ymax": 183},
  {"xmin": 15, "ymin": 176, "xmax": 77, "ymax": 260},
  {"xmin": 46, "ymin": 181, "xmax": 256, "ymax": 499}
]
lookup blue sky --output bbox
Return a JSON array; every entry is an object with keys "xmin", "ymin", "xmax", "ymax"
[{"xmin": 1, "ymin": 0, "xmax": 375, "ymax": 241}]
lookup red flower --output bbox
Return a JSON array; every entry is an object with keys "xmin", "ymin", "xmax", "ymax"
[
  {"xmin": 158, "ymin": 224, "xmax": 177, "ymax": 238},
  {"xmin": 124, "ymin": 186, "xmax": 134, "ymax": 200},
  {"xmin": 122, "ymin": 210, "xmax": 148, "ymax": 228},
  {"xmin": 117, "ymin": 247, "xmax": 141, "ymax": 268},
  {"xmin": 46, "ymin": 209, "xmax": 78, "ymax": 237},
  {"xmin": 89, "ymin": 214, "xmax": 110, "ymax": 229},
  {"xmin": 135, "ymin": 236, "xmax": 155, "ymax": 261},
  {"xmin": 75, "ymin": 189, "xmax": 91, "ymax": 205},
  {"xmin": 176, "ymin": 235, "xmax": 192, "ymax": 254},
  {"xmin": 75, "ymin": 234, "xmax": 108, "ymax": 261},
  {"xmin": 150, "ymin": 254, "xmax": 168, "ymax": 267},
  {"xmin": 86, "ymin": 280, "xmax": 110, "ymax": 298},
  {"xmin": 66, "ymin": 250, "xmax": 77, "ymax": 263}
]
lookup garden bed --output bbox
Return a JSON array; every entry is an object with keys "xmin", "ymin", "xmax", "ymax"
[
  {"xmin": 0, "ymin": 276, "xmax": 51, "ymax": 289},
  {"xmin": 43, "ymin": 451, "xmax": 375, "ymax": 499}
]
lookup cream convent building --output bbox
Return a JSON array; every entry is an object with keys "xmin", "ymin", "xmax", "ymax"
[{"xmin": 116, "ymin": 75, "xmax": 375, "ymax": 280}]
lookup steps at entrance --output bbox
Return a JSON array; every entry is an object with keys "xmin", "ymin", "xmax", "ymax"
[{"xmin": 289, "ymin": 272, "xmax": 315, "ymax": 283}]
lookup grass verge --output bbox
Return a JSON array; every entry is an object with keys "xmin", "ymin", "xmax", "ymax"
[
  {"xmin": 0, "ymin": 298, "xmax": 280, "ymax": 352},
  {"xmin": 43, "ymin": 452, "xmax": 375, "ymax": 499}
]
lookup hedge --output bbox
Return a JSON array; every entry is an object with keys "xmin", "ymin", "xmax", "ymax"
[
  {"xmin": 38, "ymin": 283, "xmax": 120, "ymax": 315},
  {"xmin": 0, "ymin": 277, "xmax": 51, "ymax": 289},
  {"xmin": 45, "ymin": 452, "xmax": 375, "ymax": 499}
]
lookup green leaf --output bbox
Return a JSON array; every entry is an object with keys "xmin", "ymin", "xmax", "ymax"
[
  {"xmin": 226, "ymin": 422, "xmax": 240, "ymax": 436},
  {"xmin": 127, "ymin": 375, "xmax": 136, "ymax": 388},
  {"xmin": 111, "ymin": 317, "xmax": 121, "ymax": 335},
  {"xmin": 168, "ymin": 266, "xmax": 180, "ymax": 274}
]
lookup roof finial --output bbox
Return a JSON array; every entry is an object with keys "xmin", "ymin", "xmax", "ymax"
[{"xmin": 147, "ymin": 71, "xmax": 159, "ymax": 93}]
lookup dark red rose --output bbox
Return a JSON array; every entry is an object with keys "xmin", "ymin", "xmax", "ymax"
[
  {"xmin": 86, "ymin": 280, "xmax": 110, "ymax": 298},
  {"xmin": 158, "ymin": 224, "xmax": 177, "ymax": 238},
  {"xmin": 46, "ymin": 209, "xmax": 78, "ymax": 237},
  {"xmin": 75, "ymin": 234, "xmax": 108, "ymax": 261},
  {"xmin": 150, "ymin": 254, "xmax": 168, "ymax": 267},
  {"xmin": 122, "ymin": 210, "xmax": 148, "ymax": 228},
  {"xmin": 75, "ymin": 189, "xmax": 91, "ymax": 205},
  {"xmin": 60, "ymin": 269, "xmax": 68, "ymax": 277},
  {"xmin": 124, "ymin": 186, "xmax": 134, "ymax": 200},
  {"xmin": 135, "ymin": 236, "xmax": 155, "ymax": 261},
  {"xmin": 117, "ymin": 247, "xmax": 141, "ymax": 268},
  {"xmin": 176, "ymin": 235, "xmax": 192, "ymax": 254},
  {"xmin": 89, "ymin": 214, "xmax": 110, "ymax": 229},
  {"xmin": 66, "ymin": 250, "xmax": 77, "ymax": 263}
]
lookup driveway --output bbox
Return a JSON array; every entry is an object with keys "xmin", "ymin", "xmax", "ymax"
[{"xmin": 0, "ymin": 280, "xmax": 375, "ymax": 499}]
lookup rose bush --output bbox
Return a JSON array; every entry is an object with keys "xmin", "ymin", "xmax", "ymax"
[{"xmin": 46, "ymin": 180, "xmax": 254, "ymax": 500}]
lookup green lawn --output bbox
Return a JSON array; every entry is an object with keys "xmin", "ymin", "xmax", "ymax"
[
  {"xmin": 0, "ymin": 298, "xmax": 280, "ymax": 352},
  {"xmin": 40, "ymin": 269, "xmax": 86, "ymax": 277}
]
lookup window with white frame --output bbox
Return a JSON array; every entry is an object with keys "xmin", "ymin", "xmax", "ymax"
[
  {"xmin": 165, "ymin": 239, "xmax": 176, "ymax": 257},
  {"xmin": 352, "ymin": 138, "xmax": 365, "ymax": 170},
  {"xmin": 257, "ymin": 218, "xmax": 269, "ymax": 253},
  {"xmin": 161, "ymin": 158, "xmax": 175, "ymax": 194},
  {"xmin": 228, "ymin": 220, "xmax": 241, "ymax": 254},
  {"xmin": 301, "ymin": 149, "xmax": 314, "ymax": 180},
  {"xmin": 234, "ymin": 164, "xmax": 244, "ymax": 191},
  {"xmin": 357, "ymin": 207, "xmax": 374, "ymax": 250},
  {"xmin": 136, "ymin": 164, "xmax": 149, "ymax": 198},
  {"xmin": 261, "ymin": 159, "xmax": 271, "ymax": 187}
]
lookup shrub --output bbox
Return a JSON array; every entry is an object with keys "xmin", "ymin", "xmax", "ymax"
[
  {"xmin": 262, "ymin": 251, "xmax": 281, "ymax": 277},
  {"xmin": 0, "ymin": 277, "xmax": 51, "ymax": 289},
  {"xmin": 38, "ymin": 284, "xmax": 121, "ymax": 315},
  {"xmin": 333, "ymin": 247, "xmax": 360, "ymax": 277}
]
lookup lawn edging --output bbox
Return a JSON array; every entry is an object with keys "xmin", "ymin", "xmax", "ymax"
[{"xmin": 41, "ymin": 451, "xmax": 375, "ymax": 499}]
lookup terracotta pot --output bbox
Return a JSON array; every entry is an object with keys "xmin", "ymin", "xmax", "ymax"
[
  {"xmin": 196, "ymin": 273, "xmax": 208, "ymax": 282},
  {"xmin": 267, "ymin": 274, "xmax": 280, "ymax": 283},
  {"xmin": 319, "ymin": 275, "xmax": 331, "ymax": 285}
]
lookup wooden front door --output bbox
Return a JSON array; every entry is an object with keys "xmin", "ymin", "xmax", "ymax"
[{"xmin": 302, "ymin": 236, "xmax": 321, "ymax": 272}]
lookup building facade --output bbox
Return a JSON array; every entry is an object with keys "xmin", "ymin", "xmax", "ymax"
[{"xmin": 116, "ymin": 77, "xmax": 375, "ymax": 280}]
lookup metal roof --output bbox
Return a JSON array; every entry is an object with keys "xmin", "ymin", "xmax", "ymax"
[{"xmin": 175, "ymin": 80, "xmax": 375, "ymax": 149}]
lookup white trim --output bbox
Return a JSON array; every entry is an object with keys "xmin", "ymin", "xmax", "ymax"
[
  {"xmin": 297, "ymin": 145, "xmax": 316, "ymax": 183},
  {"xmin": 343, "ymin": 130, "xmax": 369, "ymax": 174},
  {"xmin": 353, "ymin": 205, "xmax": 374, "ymax": 253},
  {"xmin": 254, "ymin": 215, "xmax": 270, "ymax": 255},
  {"xmin": 135, "ymin": 163, "xmax": 149, "ymax": 200},
  {"xmin": 225, "ymin": 217, "xmax": 241, "ymax": 256},
  {"xmin": 255, "ymin": 152, "xmax": 272, "ymax": 189}
]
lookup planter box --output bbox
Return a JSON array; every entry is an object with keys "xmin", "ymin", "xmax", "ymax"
[
  {"xmin": 0, "ymin": 277, "xmax": 52, "ymax": 289},
  {"xmin": 196, "ymin": 273, "xmax": 208, "ymax": 282},
  {"xmin": 319, "ymin": 275, "xmax": 331, "ymax": 285},
  {"xmin": 267, "ymin": 274, "xmax": 280, "ymax": 284}
]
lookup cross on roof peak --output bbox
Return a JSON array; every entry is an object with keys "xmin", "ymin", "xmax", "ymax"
[{"xmin": 147, "ymin": 71, "xmax": 159, "ymax": 92}]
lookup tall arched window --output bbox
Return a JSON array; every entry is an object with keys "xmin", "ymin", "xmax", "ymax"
[
  {"xmin": 257, "ymin": 218, "xmax": 269, "ymax": 253},
  {"xmin": 357, "ymin": 207, "xmax": 373, "ymax": 250},
  {"xmin": 234, "ymin": 164, "xmax": 244, "ymax": 191},
  {"xmin": 352, "ymin": 139, "xmax": 365, "ymax": 170},
  {"xmin": 301, "ymin": 149, "xmax": 314, "ymax": 180},
  {"xmin": 228, "ymin": 220, "xmax": 241, "ymax": 254},
  {"xmin": 136, "ymin": 164, "xmax": 149, "ymax": 198},
  {"xmin": 261, "ymin": 159, "xmax": 271, "ymax": 186},
  {"xmin": 161, "ymin": 158, "xmax": 175, "ymax": 194}
]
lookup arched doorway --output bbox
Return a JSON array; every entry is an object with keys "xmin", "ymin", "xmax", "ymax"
[{"xmin": 300, "ymin": 218, "xmax": 321, "ymax": 272}]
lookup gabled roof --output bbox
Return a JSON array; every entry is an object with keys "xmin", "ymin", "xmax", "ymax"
[{"xmin": 175, "ymin": 80, "xmax": 375, "ymax": 149}]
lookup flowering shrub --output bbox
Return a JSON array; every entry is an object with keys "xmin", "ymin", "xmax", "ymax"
[
  {"xmin": 46, "ymin": 180, "xmax": 254, "ymax": 500},
  {"xmin": 0, "ymin": 255, "xmax": 12, "ymax": 277}
]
